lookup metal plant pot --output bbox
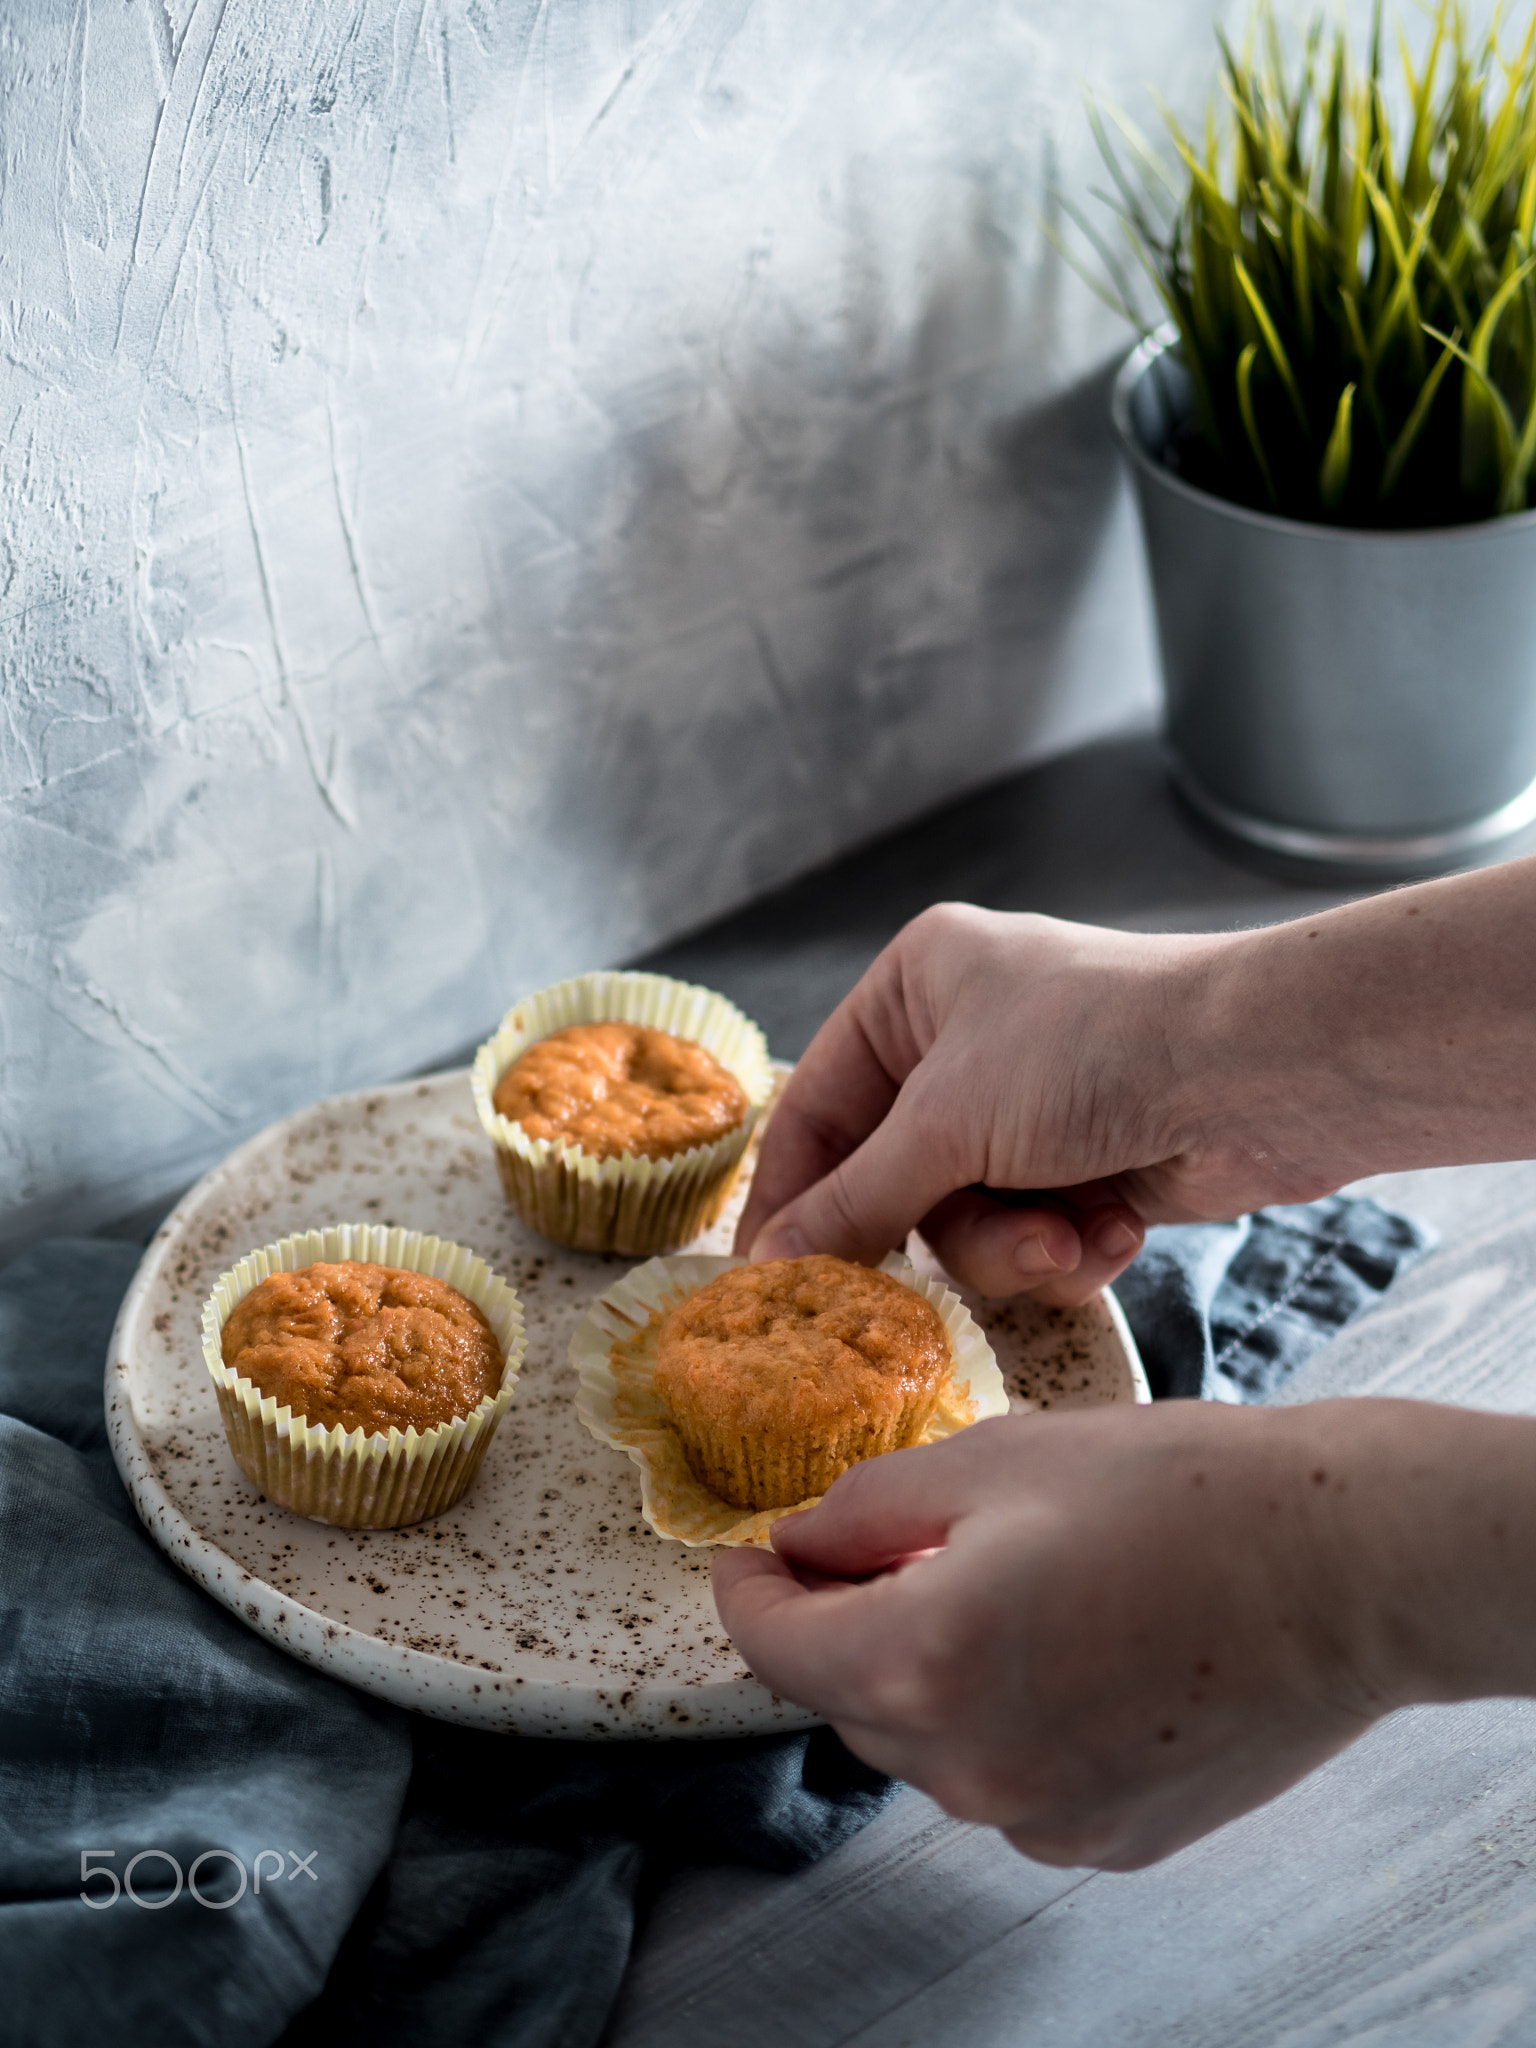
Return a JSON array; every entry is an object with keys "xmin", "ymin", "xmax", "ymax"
[{"xmin": 1112, "ymin": 326, "xmax": 1536, "ymax": 870}]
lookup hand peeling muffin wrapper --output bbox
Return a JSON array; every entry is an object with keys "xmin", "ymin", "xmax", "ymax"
[
  {"xmin": 471, "ymin": 971, "xmax": 774, "ymax": 1256},
  {"xmin": 202, "ymin": 1224, "xmax": 526, "ymax": 1530},
  {"xmin": 570, "ymin": 1253, "xmax": 1009, "ymax": 1547}
]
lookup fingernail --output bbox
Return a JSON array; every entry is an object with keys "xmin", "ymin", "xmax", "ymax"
[
  {"xmin": 1013, "ymin": 1231, "xmax": 1067, "ymax": 1277},
  {"xmin": 1091, "ymin": 1217, "xmax": 1139, "ymax": 1259},
  {"xmin": 750, "ymin": 1222, "xmax": 813, "ymax": 1262}
]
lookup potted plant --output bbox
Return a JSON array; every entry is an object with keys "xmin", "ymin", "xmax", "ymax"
[{"xmin": 1078, "ymin": 1, "xmax": 1536, "ymax": 870}]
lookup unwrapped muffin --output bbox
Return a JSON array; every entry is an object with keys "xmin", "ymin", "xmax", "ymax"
[
  {"xmin": 472, "ymin": 972, "xmax": 772, "ymax": 1255},
  {"xmin": 571, "ymin": 1251, "xmax": 1008, "ymax": 1546},
  {"xmin": 654, "ymin": 1255, "xmax": 952, "ymax": 1509}
]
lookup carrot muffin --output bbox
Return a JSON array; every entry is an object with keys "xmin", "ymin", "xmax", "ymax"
[
  {"xmin": 472, "ymin": 971, "xmax": 774, "ymax": 1256},
  {"xmin": 203, "ymin": 1227, "xmax": 525, "ymax": 1530},
  {"xmin": 653, "ymin": 1254, "xmax": 953, "ymax": 1510},
  {"xmin": 571, "ymin": 1250, "xmax": 1006, "ymax": 1546},
  {"xmin": 492, "ymin": 1022, "xmax": 748, "ymax": 1162},
  {"xmin": 221, "ymin": 1260, "xmax": 503, "ymax": 1437}
]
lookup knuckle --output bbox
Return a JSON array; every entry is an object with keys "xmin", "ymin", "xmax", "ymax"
[
  {"xmin": 853, "ymin": 1652, "xmax": 938, "ymax": 1731},
  {"xmin": 900, "ymin": 901, "xmax": 1005, "ymax": 979},
  {"xmin": 906, "ymin": 900, "xmax": 971, "ymax": 945},
  {"xmin": 854, "ymin": 1613, "xmax": 972, "ymax": 1732}
]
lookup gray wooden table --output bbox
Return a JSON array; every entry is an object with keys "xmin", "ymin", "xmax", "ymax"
[{"xmin": 604, "ymin": 733, "xmax": 1536, "ymax": 2048}]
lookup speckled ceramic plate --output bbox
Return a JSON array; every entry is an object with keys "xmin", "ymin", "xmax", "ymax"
[{"xmin": 106, "ymin": 1065, "xmax": 1148, "ymax": 1739}]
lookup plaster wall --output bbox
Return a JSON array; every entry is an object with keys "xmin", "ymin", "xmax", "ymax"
[{"xmin": 1, "ymin": 0, "xmax": 1229, "ymax": 1251}]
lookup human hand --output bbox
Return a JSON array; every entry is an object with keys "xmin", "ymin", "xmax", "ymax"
[
  {"xmin": 713, "ymin": 1405, "xmax": 1394, "ymax": 1870},
  {"xmin": 734, "ymin": 902, "xmax": 1339, "ymax": 1307}
]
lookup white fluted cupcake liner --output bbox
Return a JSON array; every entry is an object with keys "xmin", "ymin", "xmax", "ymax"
[
  {"xmin": 570, "ymin": 1253, "xmax": 1008, "ymax": 1547},
  {"xmin": 202, "ymin": 1224, "xmax": 526, "ymax": 1530},
  {"xmin": 471, "ymin": 971, "xmax": 774, "ymax": 1255}
]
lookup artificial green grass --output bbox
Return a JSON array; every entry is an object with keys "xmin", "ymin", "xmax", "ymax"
[{"xmin": 1074, "ymin": 2, "xmax": 1536, "ymax": 525}]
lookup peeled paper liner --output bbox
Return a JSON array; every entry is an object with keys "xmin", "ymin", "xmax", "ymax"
[
  {"xmin": 471, "ymin": 969, "xmax": 774, "ymax": 1207},
  {"xmin": 570, "ymin": 1253, "xmax": 1009, "ymax": 1548},
  {"xmin": 202, "ymin": 1224, "xmax": 527, "ymax": 1529}
]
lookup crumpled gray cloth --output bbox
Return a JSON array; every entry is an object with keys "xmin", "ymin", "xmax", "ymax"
[{"xmin": 1113, "ymin": 1193, "xmax": 1437, "ymax": 1403}]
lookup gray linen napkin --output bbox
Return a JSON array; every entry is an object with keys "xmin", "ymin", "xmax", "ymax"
[{"xmin": 1113, "ymin": 1192, "xmax": 1438, "ymax": 1402}]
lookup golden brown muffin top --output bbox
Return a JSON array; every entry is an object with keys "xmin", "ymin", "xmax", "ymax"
[
  {"xmin": 221, "ymin": 1261, "xmax": 503, "ymax": 1437},
  {"xmin": 491, "ymin": 1022, "xmax": 748, "ymax": 1161},
  {"xmin": 654, "ymin": 1255, "xmax": 950, "ymax": 1437}
]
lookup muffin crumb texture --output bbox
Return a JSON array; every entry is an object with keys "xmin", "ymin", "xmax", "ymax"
[
  {"xmin": 653, "ymin": 1255, "xmax": 951, "ymax": 1510},
  {"xmin": 492, "ymin": 1022, "xmax": 747, "ymax": 1161},
  {"xmin": 221, "ymin": 1261, "xmax": 503, "ymax": 1437}
]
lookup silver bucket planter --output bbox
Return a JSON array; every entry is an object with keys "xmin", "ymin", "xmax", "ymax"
[{"xmin": 1112, "ymin": 326, "xmax": 1536, "ymax": 871}]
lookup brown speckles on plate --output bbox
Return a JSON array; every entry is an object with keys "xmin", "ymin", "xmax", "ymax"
[
  {"xmin": 105, "ymin": 1066, "xmax": 1144, "ymax": 1739},
  {"xmin": 904, "ymin": 1236, "xmax": 1150, "ymax": 1416}
]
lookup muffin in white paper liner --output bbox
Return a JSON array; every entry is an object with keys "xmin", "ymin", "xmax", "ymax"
[
  {"xmin": 570, "ymin": 1253, "xmax": 1009, "ymax": 1547},
  {"xmin": 202, "ymin": 1224, "xmax": 526, "ymax": 1530},
  {"xmin": 471, "ymin": 971, "xmax": 774, "ymax": 1256}
]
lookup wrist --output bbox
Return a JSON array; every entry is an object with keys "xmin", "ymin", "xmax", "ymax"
[
  {"xmin": 1134, "ymin": 930, "xmax": 1358, "ymax": 1206},
  {"xmin": 1167, "ymin": 921, "xmax": 1396, "ymax": 1198},
  {"xmin": 1180, "ymin": 862, "xmax": 1536, "ymax": 1185},
  {"xmin": 1291, "ymin": 1401, "xmax": 1536, "ymax": 1710}
]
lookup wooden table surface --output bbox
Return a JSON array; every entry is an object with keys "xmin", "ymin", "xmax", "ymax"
[{"xmin": 602, "ymin": 733, "xmax": 1536, "ymax": 2048}]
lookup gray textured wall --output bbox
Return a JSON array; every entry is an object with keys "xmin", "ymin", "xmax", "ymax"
[{"xmin": 1, "ymin": 0, "xmax": 1229, "ymax": 1252}]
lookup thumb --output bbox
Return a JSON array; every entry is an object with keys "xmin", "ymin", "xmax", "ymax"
[
  {"xmin": 750, "ymin": 1070, "xmax": 965, "ymax": 1265},
  {"xmin": 771, "ymin": 1432, "xmax": 988, "ymax": 1577}
]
